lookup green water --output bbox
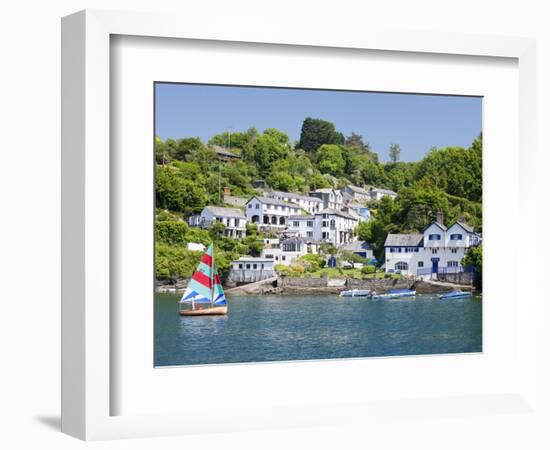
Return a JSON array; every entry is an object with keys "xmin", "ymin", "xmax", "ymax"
[{"xmin": 154, "ymin": 293, "xmax": 482, "ymax": 366}]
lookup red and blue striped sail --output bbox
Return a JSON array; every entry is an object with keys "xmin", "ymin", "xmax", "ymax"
[
  {"xmin": 180, "ymin": 244, "xmax": 215, "ymax": 304},
  {"xmin": 212, "ymin": 269, "xmax": 227, "ymax": 306}
]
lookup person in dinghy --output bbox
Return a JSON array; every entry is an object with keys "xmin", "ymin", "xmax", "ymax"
[{"xmin": 178, "ymin": 243, "xmax": 228, "ymax": 316}]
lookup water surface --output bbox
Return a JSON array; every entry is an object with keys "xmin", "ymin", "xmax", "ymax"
[{"xmin": 155, "ymin": 293, "xmax": 482, "ymax": 366}]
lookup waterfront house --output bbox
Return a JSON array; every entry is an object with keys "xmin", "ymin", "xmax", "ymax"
[
  {"xmin": 343, "ymin": 185, "xmax": 371, "ymax": 203},
  {"xmin": 245, "ymin": 196, "xmax": 302, "ymax": 229},
  {"xmin": 264, "ymin": 190, "xmax": 322, "ymax": 214},
  {"xmin": 288, "ymin": 209, "xmax": 358, "ymax": 247},
  {"xmin": 384, "ymin": 218, "xmax": 480, "ymax": 278},
  {"xmin": 309, "ymin": 188, "xmax": 344, "ymax": 211},
  {"xmin": 260, "ymin": 236, "xmax": 318, "ymax": 266},
  {"xmin": 228, "ymin": 257, "xmax": 276, "ymax": 284},
  {"xmin": 368, "ymin": 186, "xmax": 398, "ymax": 201},
  {"xmin": 188, "ymin": 206, "xmax": 247, "ymax": 238}
]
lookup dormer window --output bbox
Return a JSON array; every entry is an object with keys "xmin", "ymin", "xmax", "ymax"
[
  {"xmin": 428, "ymin": 234, "xmax": 441, "ymax": 240},
  {"xmin": 450, "ymin": 234, "xmax": 463, "ymax": 240}
]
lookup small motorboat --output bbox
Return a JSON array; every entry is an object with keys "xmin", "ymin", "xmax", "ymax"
[
  {"xmin": 339, "ymin": 289, "xmax": 370, "ymax": 297},
  {"xmin": 439, "ymin": 291, "xmax": 472, "ymax": 300},
  {"xmin": 371, "ymin": 288, "xmax": 416, "ymax": 300}
]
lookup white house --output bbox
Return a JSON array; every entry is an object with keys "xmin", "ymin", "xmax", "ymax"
[
  {"xmin": 227, "ymin": 257, "xmax": 276, "ymax": 284},
  {"xmin": 340, "ymin": 240, "xmax": 374, "ymax": 260},
  {"xmin": 264, "ymin": 190, "xmax": 322, "ymax": 214},
  {"xmin": 245, "ymin": 196, "xmax": 302, "ymax": 229},
  {"xmin": 288, "ymin": 209, "xmax": 358, "ymax": 247},
  {"xmin": 343, "ymin": 185, "xmax": 370, "ymax": 203},
  {"xmin": 188, "ymin": 206, "xmax": 247, "ymax": 238},
  {"xmin": 260, "ymin": 236, "xmax": 318, "ymax": 266},
  {"xmin": 384, "ymin": 220, "xmax": 480, "ymax": 278},
  {"xmin": 368, "ymin": 186, "xmax": 398, "ymax": 201},
  {"xmin": 309, "ymin": 188, "xmax": 344, "ymax": 211}
]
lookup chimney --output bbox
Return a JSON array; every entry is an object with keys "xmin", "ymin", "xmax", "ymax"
[
  {"xmin": 436, "ymin": 210, "xmax": 445, "ymax": 225},
  {"xmin": 223, "ymin": 186, "xmax": 231, "ymax": 198}
]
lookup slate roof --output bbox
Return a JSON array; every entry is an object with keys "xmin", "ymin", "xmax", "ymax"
[
  {"xmin": 370, "ymin": 187, "xmax": 397, "ymax": 196},
  {"xmin": 455, "ymin": 221, "xmax": 474, "ymax": 233},
  {"xmin": 384, "ymin": 233, "xmax": 424, "ymax": 247},
  {"xmin": 340, "ymin": 240, "xmax": 373, "ymax": 252},
  {"xmin": 346, "ymin": 185, "xmax": 369, "ymax": 195},
  {"xmin": 317, "ymin": 208, "xmax": 358, "ymax": 220},
  {"xmin": 248, "ymin": 196, "xmax": 299, "ymax": 208},
  {"xmin": 204, "ymin": 206, "xmax": 245, "ymax": 218},
  {"xmin": 267, "ymin": 190, "xmax": 322, "ymax": 203},
  {"xmin": 288, "ymin": 215, "xmax": 315, "ymax": 220}
]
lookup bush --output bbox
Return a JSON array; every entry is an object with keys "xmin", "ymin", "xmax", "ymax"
[
  {"xmin": 361, "ymin": 265, "xmax": 376, "ymax": 275},
  {"xmin": 297, "ymin": 253, "xmax": 326, "ymax": 272}
]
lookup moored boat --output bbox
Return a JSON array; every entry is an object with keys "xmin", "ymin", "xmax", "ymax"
[
  {"xmin": 439, "ymin": 291, "xmax": 472, "ymax": 300},
  {"xmin": 371, "ymin": 288, "xmax": 416, "ymax": 300},
  {"xmin": 179, "ymin": 243, "xmax": 228, "ymax": 316},
  {"xmin": 339, "ymin": 289, "xmax": 370, "ymax": 297}
]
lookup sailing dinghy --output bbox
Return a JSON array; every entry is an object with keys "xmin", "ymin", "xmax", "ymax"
[{"xmin": 179, "ymin": 243, "xmax": 228, "ymax": 316}]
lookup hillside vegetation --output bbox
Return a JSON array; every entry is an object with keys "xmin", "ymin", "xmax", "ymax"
[{"xmin": 155, "ymin": 117, "xmax": 482, "ymax": 279}]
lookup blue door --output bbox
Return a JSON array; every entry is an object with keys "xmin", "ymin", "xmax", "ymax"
[{"xmin": 431, "ymin": 258, "xmax": 439, "ymax": 274}]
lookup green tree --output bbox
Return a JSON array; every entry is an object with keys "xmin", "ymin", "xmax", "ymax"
[
  {"xmin": 389, "ymin": 143, "xmax": 401, "ymax": 163},
  {"xmin": 173, "ymin": 137, "xmax": 205, "ymax": 161},
  {"xmin": 316, "ymin": 144, "xmax": 346, "ymax": 177},
  {"xmin": 253, "ymin": 132, "xmax": 291, "ymax": 176},
  {"xmin": 462, "ymin": 245, "xmax": 482, "ymax": 275},
  {"xmin": 298, "ymin": 117, "xmax": 344, "ymax": 152}
]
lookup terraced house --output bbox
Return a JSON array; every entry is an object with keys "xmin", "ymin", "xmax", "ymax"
[{"xmin": 245, "ymin": 196, "xmax": 303, "ymax": 229}]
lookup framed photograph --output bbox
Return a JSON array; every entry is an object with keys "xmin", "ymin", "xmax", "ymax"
[{"xmin": 62, "ymin": 9, "xmax": 538, "ymax": 440}]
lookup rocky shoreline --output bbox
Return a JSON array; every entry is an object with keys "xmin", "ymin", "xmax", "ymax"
[{"xmin": 156, "ymin": 276, "xmax": 478, "ymax": 295}]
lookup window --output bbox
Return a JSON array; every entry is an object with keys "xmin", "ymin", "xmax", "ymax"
[
  {"xmin": 293, "ymin": 221, "xmax": 299, "ymax": 227},
  {"xmin": 261, "ymin": 264, "xmax": 264, "ymax": 269},
  {"xmin": 255, "ymin": 204, "xmax": 259, "ymax": 209},
  {"xmin": 451, "ymin": 248, "xmax": 458, "ymax": 254},
  {"xmin": 389, "ymin": 248, "xmax": 394, "ymax": 253},
  {"xmin": 265, "ymin": 254, "xmax": 273, "ymax": 259},
  {"xmin": 238, "ymin": 264, "xmax": 243, "ymax": 269},
  {"xmin": 395, "ymin": 262, "xmax": 409, "ymax": 271},
  {"xmin": 450, "ymin": 234, "xmax": 463, "ymax": 240},
  {"xmin": 448, "ymin": 261, "xmax": 459, "ymax": 267},
  {"xmin": 418, "ymin": 261, "xmax": 424, "ymax": 268},
  {"xmin": 428, "ymin": 234, "xmax": 441, "ymax": 240},
  {"xmin": 307, "ymin": 231, "xmax": 313, "ymax": 238},
  {"xmin": 414, "ymin": 248, "xmax": 419, "ymax": 252},
  {"xmin": 253, "ymin": 264, "xmax": 257, "ymax": 269},
  {"xmin": 306, "ymin": 221, "xmax": 313, "ymax": 227},
  {"xmin": 322, "ymin": 221, "xmax": 329, "ymax": 227},
  {"xmin": 282, "ymin": 256, "xmax": 286, "ymax": 261},
  {"xmin": 246, "ymin": 264, "xmax": 251, "ymax": 269},
  {"xmin": 398, "ymin": 248, "xmax": 402, "ymax": 253},
  {"xmin": 431, "ymin": 249, "xmax": 438, "ymax": 254},
  {"xmin": 248, "ymin": 204, "xmax": 252, "ymax": 208}
]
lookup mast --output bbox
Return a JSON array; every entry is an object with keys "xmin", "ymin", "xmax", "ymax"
[{"xmin": 210, "ymin": 242, "xmax": 215, "ymax": 307}]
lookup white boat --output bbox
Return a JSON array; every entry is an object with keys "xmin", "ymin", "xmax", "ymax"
[
  {"xmin": 339, "ymin": 289, "xmax": 370, "ymax": 297},
  {"xmin": 371, "ymin": 288, "xmax": 416, "ymax": 300},
  {"xmin": 439, "ymin": 291, "xmax": 472, "ymax": 300}
]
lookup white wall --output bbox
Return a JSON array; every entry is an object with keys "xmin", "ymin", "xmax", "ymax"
[{"xmin": 2, "ymin": 1, "xmax": 549, "ymax": 450}]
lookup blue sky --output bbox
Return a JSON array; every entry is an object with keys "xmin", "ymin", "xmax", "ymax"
[{"xmin": 155, "ymin": 83, "xmax": 482, "ymax": 162}]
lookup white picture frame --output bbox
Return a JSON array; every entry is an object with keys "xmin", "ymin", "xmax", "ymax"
[{"xmin": 61, "ymin": 9, "xmax": 538, "ymax": 441}]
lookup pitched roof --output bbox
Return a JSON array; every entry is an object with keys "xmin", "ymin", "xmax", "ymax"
[
  {"xmin": 370, "ymin": 187, "xmax": 397, "ymax": 196},
  {"xmin": 247, "ymin": 196, "xmax": 299, "ymax": 208},
  {"xmin": 346, "ymin": 185, "xmax": 369, "ymax": 195},
  {"xmin": 267, "ymin": 190, "xmax": 322, "ymax": 203},
  {"xmin": 455, "ymin": 221, "xmax": 474, "ymax": 233},
  {"xmin": 211, "ymin": 144, "xmax": 240, "ymax": 158},
  {"xmin": 425, "ymin": 221, "xmax": 447, "ymax": 232},
  {"xmin": 317, "ymin": 208, "xmax": 358, "ymax": 220},
  {"xmin": 384, "ymin": 233, "xmax": 424, "ymax": 247},
  {"xmin": 340, "ymin": 240, "xmax": 373, "ymax": 252},
  {"xmin": 204, "ymin": 205, "xmax": 245, "ymax": 218}
]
